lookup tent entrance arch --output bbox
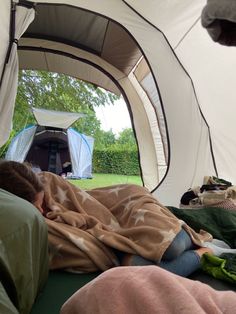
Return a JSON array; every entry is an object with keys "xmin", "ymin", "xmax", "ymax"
[{"xmin": 1, "ymin": 1, "xmax": 229, "ymax": 206}]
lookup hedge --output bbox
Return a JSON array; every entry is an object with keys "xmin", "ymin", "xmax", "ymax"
[{"xmin": 93, "ymin": 149, "xmax": 140, "ymax": 175}]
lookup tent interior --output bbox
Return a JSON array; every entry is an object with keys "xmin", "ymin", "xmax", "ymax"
[
  {"xmin": 26, "ymin": 126, "xmax": 70, "ymax": 174},
  {"xmin": 1, "ymin": 0, "xmax": 235, "ymax": 207},
  {"xmin": 1, "ymin": 1, "xmax": 236, "ymax": 313}
]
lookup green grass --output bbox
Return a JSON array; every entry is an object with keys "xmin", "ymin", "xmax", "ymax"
[{"xmin": 68, "ymin": 173, "xmax": 142, "ymax": 190}]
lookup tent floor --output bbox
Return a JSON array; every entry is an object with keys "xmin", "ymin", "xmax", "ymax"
[{"xmin": 31, "ymin": 269, "xmax": 236, "ymax": 314}]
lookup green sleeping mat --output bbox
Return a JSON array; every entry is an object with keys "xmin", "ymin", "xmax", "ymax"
[{"xmin": 31, "ymin": 271, "xmax": 100, "ymax": 314}]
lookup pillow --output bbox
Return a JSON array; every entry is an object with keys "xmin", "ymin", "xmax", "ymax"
[{"xmin": 0, "ymin": 188, "xmax": 49, "ymax": 314}]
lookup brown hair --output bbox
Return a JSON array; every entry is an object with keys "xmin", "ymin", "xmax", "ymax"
[{"xmin": 0, "ymin": 160, "xmax": 44, "ymax": 203}]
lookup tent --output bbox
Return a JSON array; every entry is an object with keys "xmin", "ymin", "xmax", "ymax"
[
  {"xmin": 5, "ymin": 107, "xmax": 94, "ymax": 179},
  {"xmin": 1, "ymin": 0, "xmax": 236, "ymax": 206}
]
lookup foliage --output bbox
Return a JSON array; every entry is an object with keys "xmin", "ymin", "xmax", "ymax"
[
  {"xmin": 93, "ymin": 148, "xmax": 140, "ymax": 176},
  {"xmin": 0, "ymin": 130, "xmax": 16, "ymax": 158},
  {"xmin": 94, "ymin": 129, "xmax": 116, "ymax": 149},
  {"xmin": 14, "ymin": 70, "xmax": 119, "ymax": 136},
  {"xmin": 116, "ymin": 128, "xmax": 137, "ymax": 148},
  {"xmin": 5, "ymin": 70, "xmax": 141, "ymax": 176},
  {"xmin": 92, "ymin": 127, "xmax": 140, "ymax": 175}
]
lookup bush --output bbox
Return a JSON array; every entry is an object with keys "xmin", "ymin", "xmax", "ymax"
[
  {"xmin": 93, "ymin": 148, "xmax": 140, "ymax": 175},
  {"xmin": 0, "ymin": 130, "xmax": 16, "ymax": 159}
]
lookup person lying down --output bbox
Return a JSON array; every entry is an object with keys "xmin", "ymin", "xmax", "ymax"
[
  {"xmin": 60, "ymin": 266, "xmax": 236, "ymax": 314},
  {"xmin": 0, "ymin": 160, "xmax": 235, "ymax": 277}
]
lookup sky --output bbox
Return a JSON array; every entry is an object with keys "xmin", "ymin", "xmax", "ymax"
[{"xmin": 94, "ymin": 98, "xmax": 131, "ymax": 136}]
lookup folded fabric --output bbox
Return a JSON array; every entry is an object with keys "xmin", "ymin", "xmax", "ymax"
[
  {"xmin": 61, "ymin": 266, "xmax": 236, "ymax": 314},
  {"xmin": 201, "ymin": 0, "xmax": 236, "ymax": 46},
  {"xmin": 201, "ymin": 253, "xmax": 236, "ymax": 284}
]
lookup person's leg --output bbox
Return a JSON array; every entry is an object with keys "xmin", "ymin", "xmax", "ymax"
[
  {"xmin": 122, "ymin": 250, "xmax": 201, "ymax": 277},
  {"xmin": 162, "ymin": 228, "xmax": 196, "ymax": 261},
  {"xmin": 121, "ymin": 229, "xmax": 210, "ymax": 277},
  {"xmin": 159, "ymin": 250, "xmax": 201, "ymax": 277}
]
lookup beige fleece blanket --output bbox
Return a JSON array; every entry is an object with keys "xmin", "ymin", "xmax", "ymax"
[
  {"xmin": 60, "ymin": 266, "xmax": 236, "ymax": 314},
  {"xmin": 39, "ymin": 172, "xmax": 212, "ymax": 272}
]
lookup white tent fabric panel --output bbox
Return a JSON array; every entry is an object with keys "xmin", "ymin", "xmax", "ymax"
[
  {"xmin": 67, "ymin": 128, "xmax": 94, "ymax": 178},
  {"xmin": 135, "ymin": 73, "xmax": 168, "ymax": 180},
  {"xmin": 18, "ymin": 38, "xmax": 128, "ymax": 82},
  {"xmin": 5, "ymin": 125, "xmax": 37, "ymax": 162},
  {"xmin": 129, "ymin": 72, "xmax": 166, "ymax": 184},
  {"xmin": 119, "ymin": 76, "xmax": 159, "ymax": 191},
  {"xmin": 134, "ymin": 65, "xmax": 168, "ymax": 163},
  {"xmin": 0, "ymin": 3, "xmax": 34, "ymax": 147},
  {"xmin": 32, "ymin": 107, "xmax": 85, "ymax": 129},
  {"xmin": 174, "ymin": 21, "xmax": 236, "ymax": 183},
  {"xmin": 125, "ymin": 0, "xmax": 206, "ymax": 49},
  {"xmin": 0, "ymin": 0, "xmax": 10, "ymax": 79},
  {"xmin": 18, "ymin": 49, "xmax": 121, "ymax": 95},
  {"xmin": 124, "ymin": 0, "xmax": 236, "ymax": 190}
]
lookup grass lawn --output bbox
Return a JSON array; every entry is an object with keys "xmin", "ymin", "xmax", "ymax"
[{"xmin": 68, "ymin": 173, "xmax": 142, "ymax": 189}]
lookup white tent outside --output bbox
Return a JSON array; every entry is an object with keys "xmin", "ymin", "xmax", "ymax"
[
  {"xmin": 1, "ymin": 0, "xmax": 236, "ymax": 206},
  {"xmin": 32, "ymin": 107, "xmax": 86, "ymax": 129},
  {"xmin": 5, "ymin": 108, "xmax": 94, "ymax": 179}
]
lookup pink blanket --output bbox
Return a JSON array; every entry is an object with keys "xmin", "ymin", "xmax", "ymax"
[{"xmin": 61, "ymin": 266, "xmax": 236, "ymax": 314}]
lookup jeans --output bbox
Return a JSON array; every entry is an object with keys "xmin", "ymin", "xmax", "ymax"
[{"xmin": 129, "ymin": 229, "xmax": 201, "ymax": 277}]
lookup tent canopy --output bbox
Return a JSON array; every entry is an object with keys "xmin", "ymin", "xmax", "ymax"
[
  {"xmin": 1, "ymin": 0, "xmax": 236, "ymax": 206},
  {"xmin": 32, "ymin": 107, "xmax": 86, "ymax": 129}
]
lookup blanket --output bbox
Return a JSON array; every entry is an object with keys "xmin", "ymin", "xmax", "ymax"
[
  {"xmin": 201, "ymin": 253, "xmax": 236, "ymax": 284},
  {"xmin": 201, "ymin": 0, "xmax": 236, "ymax": 46},
  {"xmin": 168, "ymin": 206, "xmax": 236, "ymax": 248},
  {"xmin": 60, "ymin": 266, "xmax": 236, "ymax": 314},
  {"xmin": 39, "ymin": 172, "xmax": 212, "ymax": 272}
]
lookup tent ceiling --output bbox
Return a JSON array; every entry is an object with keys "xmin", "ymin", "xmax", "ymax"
[
  {"xmin": 21, "ymin": 4, "xmax": 142, "ymax": 76},
  {"xmin": 18, "ymin": 48, "xmax": 121, "ymax": 95}
]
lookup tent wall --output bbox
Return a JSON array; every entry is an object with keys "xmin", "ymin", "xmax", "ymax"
[
  {"xmin": 16, "ymin": 0, "xmax": 217, "ymax": 206},
  {"xmin": 18, "ymin": 39, "xmax": 159, "ymax": 191},
  {"xmin": 67, "ymin": 128, "xmax": 94, "ymax": 179},
  {"xmin": 5, "ymin": 125, "xmax": 37, "ymax": 162},
  {"xmin": 0, "ymin": 1, "xmax": 34, "ymax": 147},
  {"xmin": 3, "ymin": 0, "xmax": 236, "ymax": 206}
]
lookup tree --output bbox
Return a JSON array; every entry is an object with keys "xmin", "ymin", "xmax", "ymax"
[
  {"xmin": 116, "ymin": 128, "xmax": 137, "ymax": 149},
  {"xmin": 94, "ymin": 129, "xmax": 116, "ymax": 149},
  {"xmin": 14, "ymin": 70, "xmax": 119, "ymax": 136}
]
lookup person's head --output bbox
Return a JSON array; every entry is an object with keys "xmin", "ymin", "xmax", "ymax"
[{"xmin": 0, "ymin": 160, "xmax": 44, "ymax": 213}]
